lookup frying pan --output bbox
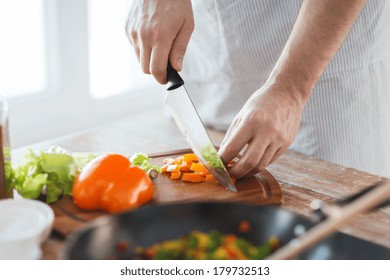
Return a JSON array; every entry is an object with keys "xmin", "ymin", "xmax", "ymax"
[{"xmin": 61, "ymin": 202, "xmax": 390, "ymax": 260}]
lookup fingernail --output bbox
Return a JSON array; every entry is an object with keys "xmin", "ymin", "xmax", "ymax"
[{"xmin": 176, "ymin": 58, "xmax": 183, "ymax": 70}]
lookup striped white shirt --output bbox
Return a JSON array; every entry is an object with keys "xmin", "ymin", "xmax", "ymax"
[{"xmin": 182, "ymin": 0, "xmax": 390, "ymax": 177}]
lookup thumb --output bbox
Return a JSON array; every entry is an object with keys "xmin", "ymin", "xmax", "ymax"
[{"xmin": 169, "ymin": 22, "xmax": 194, "ymax": 71}]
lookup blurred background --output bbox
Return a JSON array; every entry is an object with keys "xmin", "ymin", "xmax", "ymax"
[{"xmin": 0, "ymin": 0, "xmax": 163, "ymax": 148}]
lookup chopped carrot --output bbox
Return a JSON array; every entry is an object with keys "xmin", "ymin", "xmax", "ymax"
[
  {"xmin": 167, "ymin": 164, "xmax": 180, "ymax": 172},
  {"xmin": 225, "ymin": 234, "xmax": 237, "ymax": 244},
  {"xmin": 182, "ymin": 173, "xmax": 206, "ymax": 183},
  {"xmin": 144, "ymin": 247, "xmax": 156, "ymax": 258},
  {"xmin": 173, "ymin": 156, "xmax": 183, "ymax": 165},
  {"xmin": 170, "ymin": 171, "xmax": 181, "ymax": 180},
  {"xmin": 190, "ymin": 162, "xmax": 208, "ymax": 174},
  {"xmin": 238, "ymin": 220, "xmax": 251, "ymax": 233},
  {"xmin": 205, "ymin": 174, "xmax": 218, "ymax": 183},
  {"xmin": 180, "ymin": 161, "xmax": 191, "ymax": 172},
  {"xmin": 183, "ymin": 153, "xmax": 198, "ymax": 163},
  {"xmin": 161, "ymin": 153, "xmax": 237, "ymax": 188}
]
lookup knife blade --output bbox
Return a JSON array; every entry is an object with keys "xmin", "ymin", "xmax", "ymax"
[{"xmin": 164, "ymin": 63, "xmax": 237, "ymax": 192}]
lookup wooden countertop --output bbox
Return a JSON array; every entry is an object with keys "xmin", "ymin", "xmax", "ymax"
[{"xmin": 12, "ymin": 110, "xmax": 390, "ymax": 259}]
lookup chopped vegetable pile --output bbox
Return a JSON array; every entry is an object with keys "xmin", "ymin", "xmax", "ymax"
[
  {"xmin": 134, "ymin": 230, "xmax": 280, "ymax": 260},
  {"xmin": 161, "ymin": 153, "xmax": 235, "ymax": 184}
]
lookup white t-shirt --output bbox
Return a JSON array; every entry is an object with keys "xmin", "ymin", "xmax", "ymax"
[{"xmin": 181, "ymin": 0, "xmax": 390, "ymax": 177}]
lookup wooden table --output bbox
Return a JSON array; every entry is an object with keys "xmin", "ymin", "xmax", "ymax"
[{"xmin": 12, "ymin": 110, "xmax": 390, "ymax": 259}]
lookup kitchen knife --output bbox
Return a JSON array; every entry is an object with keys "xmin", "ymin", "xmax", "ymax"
[{"xmin": 165, "ymin": 63, "xmax": 237, "ymax": 192}]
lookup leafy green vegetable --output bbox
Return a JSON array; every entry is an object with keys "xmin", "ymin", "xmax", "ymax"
[
  {"xmin": 130, "ymin": 153, "xmax": 161, "ymax": 173},
  {"xmin": 200, "ymin": 144, "xmax": 225, "ymax": 169},
  {"xmin": 7, "ymin": 146, "xmax": 97, "ymax": 203}
]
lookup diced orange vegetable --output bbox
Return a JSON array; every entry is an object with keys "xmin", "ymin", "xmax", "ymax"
[
  {"xmin": 183, "ymin": 153, "xmax": 198, "ymax": 163},
  {"xmin": 173, "ymin": 156, "xmax": 183, "ymax": 165},
  {"xmin": 144, "ymin": 247, "xmax": 156, "ymax": 258},
  {"xmin": 170, "ymin": 171, "xmax": 181, "ymax": 180},
  {"xmin": 205, "ymin": 174, "xmax": 218, "ymax": 183},
  {"xmin": 225, "ymin": 234, "xmax": 237, "ymax": 244},
  {"xmin": 161, "ymin": 153, "xmax": 237, "ymax": 188},
  {"xmin": 166, "ymin": 164, "xmax": 180, "ymax": 172},
  {"xmin": 182, "ymin": 173, "xmax": 206, "ymax": 183},
  {"xmin": 238, "ymin": 220, "xmax": 251, "ymax": 233},
  {"xmin": 180, "ymin": 161, "xmax": 191, "ymax": 171},
  {"xmin": 190, "ymin": 162, "xmax": 208, "ymax": 174}
]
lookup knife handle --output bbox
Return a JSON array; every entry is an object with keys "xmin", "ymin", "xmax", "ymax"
[{"xmin": 166, "ymin": 62, "xmax": 184, "ymax": 91}]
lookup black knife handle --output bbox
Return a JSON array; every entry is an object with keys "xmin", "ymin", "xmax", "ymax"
[{"xmin": 166, "ymin": 61, "xmax": 184, "ymax": 91}]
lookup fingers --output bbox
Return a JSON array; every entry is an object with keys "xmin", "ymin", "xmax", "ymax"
[
  {"xmin": 228, "ymin": 143, "xmax": 282, "ymax": 178},
  {"xmin": 137, "ymin": 25, "xmax": 173, "ymax": 81},
  {"xmin": 228, "ymin": 139, "xmax": 269, "ymax": 178},
  {"xmin": 150, "ymin": 44, "xmax": 171, "ymax": 84},
  {"xmin": 169, "ymin": 19, "xmax": 194, "ymax": 71},
  {"xmin": 270, "ymin": 146, "xmax": 285, "ymax": 164},
  {"xmin": 219, "ymin": 122, "xmax": 252, "ymax": 166},
  {"xmin": 140, "ymin": 42, "xmax": 152, "ymax": 74},
  {"xmin": 125, "ymin": 0, "xmax": 194, "ymax": 84}
]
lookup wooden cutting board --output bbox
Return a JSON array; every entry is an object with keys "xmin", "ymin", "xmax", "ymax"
[{"xmin": 50, "ymin": 149, "xmax": 282, "ymax": 237}]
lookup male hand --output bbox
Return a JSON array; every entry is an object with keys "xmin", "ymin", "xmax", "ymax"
[
  {"xmin": 125, "ymin": 0, "xmax": 194, "ymax": 83},
  {"xmin": 219, "ymin": 83, "xmax": 305, "ymax": 178}
]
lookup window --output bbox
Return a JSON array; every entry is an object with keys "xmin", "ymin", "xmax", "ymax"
[
  {"xmin": 2, "ymin": 0, "xmax": 162, "ymax": 148},
  {"xmin": 87, "ymin": 0, "xmax": 154, "ymax": 98},
  {"xmin": 0, "ymin": 0, "xmax": 47, "ymax": 97}
]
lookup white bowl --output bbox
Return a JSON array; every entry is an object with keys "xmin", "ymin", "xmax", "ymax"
[{"xmin": 0, "ymin": 198, "xmax": 54, "ymax": 260}]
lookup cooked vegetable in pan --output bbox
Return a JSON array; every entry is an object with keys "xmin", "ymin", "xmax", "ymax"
[{"xmin": 134, "ymin": 230, "xmax": 280, "ymax": 260}]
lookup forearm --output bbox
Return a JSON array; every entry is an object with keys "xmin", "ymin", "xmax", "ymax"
[{"xmin": 267, "ymin": 0, "xmax": 367, "ymax": 104}]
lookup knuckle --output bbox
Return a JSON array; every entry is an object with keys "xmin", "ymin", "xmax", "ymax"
[
  {"xmin": 245, "ymin": 111, "xmax": 263, "ymax": 127},
  {"xmin": 138, "ymin": 27, "xmax": 150, "ymax": 40},
  {"xmin": 187, "ymin": 19, "xmax": 195, "ymax": 33},
  {"xmin": 262, "ymin": 119, "xmax": 275, "ymax": 131},
  {"xmin": 256, "ymin": 162, "xmax": 266, "ymax": 171},
  {"xmin": 152, "ymin": 28, "xmax": 167, "ymax": 43},
  {"xmin": 172, "ymin": 44, "xmax": 187, "ymax": 56},
  {"xmin": 130, "ymin": 29, "xmax": 138, "ymax": 41},
  {"xmin": 150, "ymin": 65, "xmax": 165, "ymax": 77},
  {"xmin": 222, "ymin": 143, "xmax": 235, "ymax": 156},
  {"xmin": 150, "ymin": 67, "xmax": 166, "ymax": 84}
]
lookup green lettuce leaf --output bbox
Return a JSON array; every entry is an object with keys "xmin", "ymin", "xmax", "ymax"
[
  {"xmin": 7, "ymin": 146, "xmax": 97, "ymax": 203},
  {"xmin": 130, "ymin": 152, "xmax": 162, "ymax": 173}
]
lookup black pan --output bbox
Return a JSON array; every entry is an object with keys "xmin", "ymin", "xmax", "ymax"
[{"xmin": 61, "ymin": 202, "xmax": 390, "ymax": 260}]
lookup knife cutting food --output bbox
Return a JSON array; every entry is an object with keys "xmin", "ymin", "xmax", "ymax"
[
  {"xmin": 164, "ymin": 62, "xmax": 237, "ymax": 192},
  {"xmin": 126, "ymin": 0, "xmax": 390, "ymax": 179}
]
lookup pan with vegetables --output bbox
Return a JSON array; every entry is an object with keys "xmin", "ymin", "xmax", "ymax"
[{"xmin": 61, "ymin": 202, "xmax": 390, "ymax": 260}]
